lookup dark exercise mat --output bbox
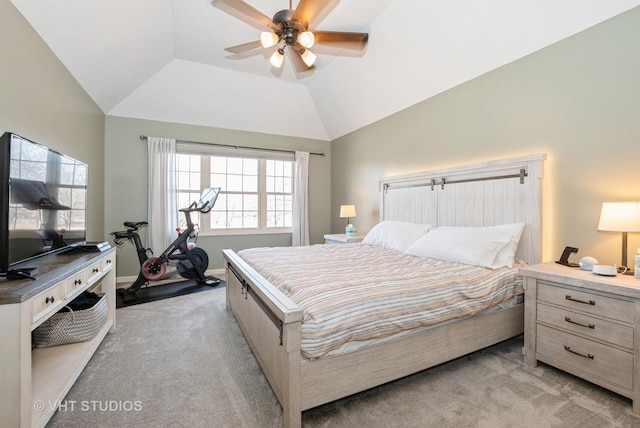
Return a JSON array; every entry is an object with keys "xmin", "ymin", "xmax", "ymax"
[{"xmin": 116, "ymin": 280, "xmax": 225, "ymax": 308}]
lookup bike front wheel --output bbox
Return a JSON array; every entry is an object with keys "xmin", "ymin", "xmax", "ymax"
[{"xmin": 179, "ymin": 247, "xmax": 209, "ymax": 279}]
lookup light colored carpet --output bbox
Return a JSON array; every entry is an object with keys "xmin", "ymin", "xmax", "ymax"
[{"xmin": 46, "ymin": 287, "xmax": 640, "ymax": 427}]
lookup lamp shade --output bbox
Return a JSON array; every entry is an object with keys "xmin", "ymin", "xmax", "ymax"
[
  {"xmin": 300, "ymin": 49, "xmax": 317, "ymax": 67},
  {"xmin": 260, "ymin": 31, "xmax": 279, "ymax": 48},
  {"xmin": 297, "ymin": 31, "xmax": 315, "ymax": 48},
  {"xmin": 598, "ymin": 202, "xmax": 640, "ymax": 232},
  {"xmin": 339, "ymin": 205, "xmax": 356, "ymax": 219},
  {"xmin": 269, "ymin": 48, "xmax": 285, "ymax": 68}
]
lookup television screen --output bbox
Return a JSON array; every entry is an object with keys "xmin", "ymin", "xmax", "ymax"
[{"xmin": 0, "ymin": 132, "xmax": 88, "ymax": 272}]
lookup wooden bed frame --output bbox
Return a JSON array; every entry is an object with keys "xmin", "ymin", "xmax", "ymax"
[{"xmin": 223, "ymin": 153, "xmax": 546, "ymax": 427}]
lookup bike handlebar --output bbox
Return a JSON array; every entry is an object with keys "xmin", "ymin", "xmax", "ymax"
[{"xmin": 179, "ymin": 205, "xmax": 213, "ymax": 214}]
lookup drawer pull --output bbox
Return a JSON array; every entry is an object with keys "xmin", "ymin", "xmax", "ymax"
[
  {"xmin": 74, "ymin": 279, "xmax": 82, "ymax": 285},
  {"xmin": 564, "ymin": 345, "xmax": 594, "ymax": 360},
  {"xmin": 93, "ymin": 268, "xmax": 99, "ymax": 273},
  {"xmin": 565, "ymin": 295, "xmax": 595, "ymax": 306},
  {"xmin": 45, "ymin": 296, "xmax": 55, "ymax": 304},
  {"xmin": 564, "ymin": 317, "xmax": 595, "ymax": 329}
]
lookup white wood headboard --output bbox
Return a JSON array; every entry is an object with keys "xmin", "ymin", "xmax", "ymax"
[{"xmin": 380, "ymin": 154, "xmax": 546, "ymax": 265}]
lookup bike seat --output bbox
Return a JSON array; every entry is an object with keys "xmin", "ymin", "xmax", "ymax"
[{"xmin": 124, "ymin": 221, "xmax": 148, "ymax": 229}]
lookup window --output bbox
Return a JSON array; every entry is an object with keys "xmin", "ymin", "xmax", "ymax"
[
  {"xmin": 176, "ymin": 151, "xmax": 293, "ymax": 235},
  {"xmin": 265, "ymin": 159, "xmax": 293, "ymax": 228}
]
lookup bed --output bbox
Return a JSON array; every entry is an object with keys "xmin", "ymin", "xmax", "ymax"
[{"xmin": 223, "ymin": 154, "xmax": 546, "ymax": 427}]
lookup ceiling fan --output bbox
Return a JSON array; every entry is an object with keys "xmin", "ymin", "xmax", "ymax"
[{"xmin": 211, "ymin": 0, "xmax": 369, "ymax": 72}]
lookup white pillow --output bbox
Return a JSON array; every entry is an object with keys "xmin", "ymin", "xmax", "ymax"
[
  {"xmin": 362, "ymin": 221, "xmax": 432, "ymax": 252},
  {"xmin": 405, "ymin": 223, "xmax": 525, "ymax": 269},
  {"xmin": 493, "ymin": 223, "xmax": 526, "ymax": 268}
]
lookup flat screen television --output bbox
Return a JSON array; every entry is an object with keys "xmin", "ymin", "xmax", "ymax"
[{"xmin": 0, "ymin": 132, "xmax": 88, "ymax": 273}]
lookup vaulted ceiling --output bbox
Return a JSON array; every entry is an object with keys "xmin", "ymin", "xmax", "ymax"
[{"xmin": 11, "ymin": 0, "xmax": 640, "ymax": 141}]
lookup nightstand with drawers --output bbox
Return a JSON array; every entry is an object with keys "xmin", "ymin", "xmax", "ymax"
[
  {"xmin": 521, "ymin": 262, "xmax": 640, "ymax": 414},
  {"xmin": 323, "ymin": 234, "xmax": 364, "ymax": 244}
]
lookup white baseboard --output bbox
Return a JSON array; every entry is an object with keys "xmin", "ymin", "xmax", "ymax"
[{"xmin": 116, "ymin": 268, "xmax": 225, "ymax": 286}]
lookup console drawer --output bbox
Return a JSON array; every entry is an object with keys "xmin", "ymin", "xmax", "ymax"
[
  {"xmin": 101, "ymin": 254, "xmax": 115, "ymax": 272},
  {"xmin": 31, "ymin": 282, "xmax": 64, "ymax": 326},
  {"xmin": 537, "ymin": 303, "xmax": 633, "ymax": 349},
  {"xmin": 86, "ymin": 260, "xmax": 103, "ymax": 286},
  {"xmin": 537, "ymin": 324, "xmax": 633, "ymax": 390},
  {"xmin": 538, "ymin": 282, "xmax": 633, "ymax": 323},
  {"xmin": 64, "ymin": 269, "xmax": 88, "ymax": 299}
]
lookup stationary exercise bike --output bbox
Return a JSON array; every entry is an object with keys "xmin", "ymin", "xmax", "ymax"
[{"xmin": 111, "ymin": 188, "xmax": 221, "ymax": 300}]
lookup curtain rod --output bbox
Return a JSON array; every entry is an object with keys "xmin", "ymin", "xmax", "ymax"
[{"xmin": 139, "ymin": 135, "xmax": 325, "ymax": 157}]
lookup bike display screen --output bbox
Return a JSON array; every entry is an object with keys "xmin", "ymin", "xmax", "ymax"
[{"xmin": 196, "ymin": 187, "xmax": 220, "ymax": 212}]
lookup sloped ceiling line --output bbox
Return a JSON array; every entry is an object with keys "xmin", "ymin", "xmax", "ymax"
[{"xmin": 10, "ymin": 0, "xmax": 640, "ymax": 141}]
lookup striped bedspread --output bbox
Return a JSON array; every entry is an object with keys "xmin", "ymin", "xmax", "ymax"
[{"xmin": 238, "ymin": 244, "xmax": 524, "ymax": 359}]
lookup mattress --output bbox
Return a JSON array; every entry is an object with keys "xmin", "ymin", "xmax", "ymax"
[{"xmin": 238, "ymin": 243, "xmax": 524, "ymax": 359}]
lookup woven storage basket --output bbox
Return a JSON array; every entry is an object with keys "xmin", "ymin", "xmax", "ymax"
[{"xmin": 33, "ymin": 292, "xmax": 108, "ymax": 348}]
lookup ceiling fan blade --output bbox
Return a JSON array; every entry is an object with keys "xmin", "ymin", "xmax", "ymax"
[
  {"xmin": 291, "ymin": 0, "xmax": 338, "ymax": 28},
  {"xmin": 313, "ymin": 31, "xmax": 369, "ymax": 50},
  {"xmin": 211, "ymin": 0, "xmax": 280, "ymax": 31},
  {"xmin": 224, "ymin": 40, "xmax": 263, "ymax": 54},
  {"xmin": 287, "ymin": 46, "xmax": 315, "ymax": 73}
]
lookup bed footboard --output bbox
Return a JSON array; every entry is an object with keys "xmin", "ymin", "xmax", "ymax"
[{"xmin": 223, "ymin": 249, "xmax": 303, "ymax": 428}]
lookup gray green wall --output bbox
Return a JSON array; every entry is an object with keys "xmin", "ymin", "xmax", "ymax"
[
  {"xmin": 330, "ymin": 7, "xmax": 640, "ymax": 266},
  {"xmin": 105, "ymin": 116, "xmax": 331, "ymax": 276},
  {"xmin": 0, "ymin": 0, "xmax": 106, "ymax": 242}
]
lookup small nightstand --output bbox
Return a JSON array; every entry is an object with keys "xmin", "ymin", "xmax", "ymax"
[
  {"xmin": 323, "ymin": 234, "xmax": 364, "ymax": 244},
  {"xmin": 521, "ymin": 262, "xmax": 640, "ymax": 414}
]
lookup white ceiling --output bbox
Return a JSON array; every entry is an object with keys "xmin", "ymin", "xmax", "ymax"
[{"xmin": 11, "ymin": 0, "xmax": 640, "ymax": 141}]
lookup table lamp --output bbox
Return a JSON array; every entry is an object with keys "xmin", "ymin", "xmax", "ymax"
[
  {"xmin": 340, "ymin": 205, "xmax": 357, "ymax": 236},
  {"xmin": 597, "ymin": 201, "xmax": 640, "ymax": 274}
]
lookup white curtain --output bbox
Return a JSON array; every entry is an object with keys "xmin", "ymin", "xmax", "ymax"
[
  {"xmin": 147, "ymin": 137, "xmax": 178, "ymax": 254},
  {"xmin": 292, "ymin": 151, "xmax": 310, "ymax": 246}
]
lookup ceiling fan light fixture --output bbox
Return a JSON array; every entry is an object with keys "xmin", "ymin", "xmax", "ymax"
[
  {"xmin": 260, "ymin": 31, "xmax": 279, "ymax": 48},
  {"xmin": 297, "ymin": 31, "xmax": 315, "ymax": 48},
  {"xmin": 300, "ymin": 48, "xmax": 317, "ymax": 67},
  {"xmin": 212, "ymin": 0, "xmax": 369, "ymax": 72},
  {"xmin": 269, "ymin": 48, "xmax": 285, "ymax": 68}
]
